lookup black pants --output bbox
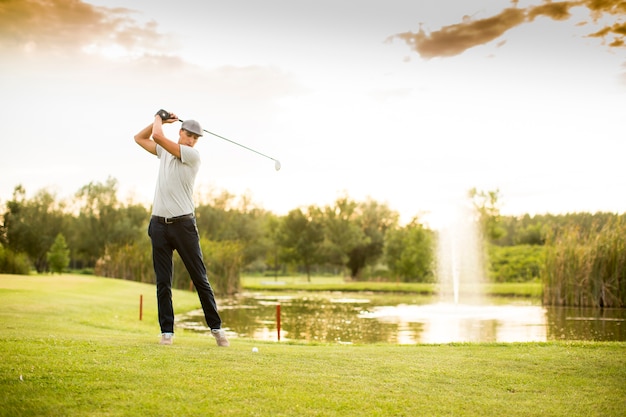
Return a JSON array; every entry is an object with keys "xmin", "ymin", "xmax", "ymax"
[{"xmin": 148, "ymin": 216, "xmax": 222, "ymax": 333}]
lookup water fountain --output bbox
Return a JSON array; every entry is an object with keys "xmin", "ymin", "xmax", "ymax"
[
  {"xmin": 436, "ymin": 202, "xmax": 485, "ymax": 305},
  {"xmin": 359, "ymin": 200, "xmax": 547, "ymax": 343}
]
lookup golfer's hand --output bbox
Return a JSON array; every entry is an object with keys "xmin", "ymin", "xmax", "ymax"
[
  {"xmin": 155, "ymin": 109, "xmax": 178, "ymax": 123},
  {"xmin": 162, "ymin": 112, "xmax": 178, "ymax": 123}
]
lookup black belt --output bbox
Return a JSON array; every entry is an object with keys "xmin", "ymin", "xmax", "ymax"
[{"xmin": 152, "ymin": 214, "xmax": 194, "ymax": 224}]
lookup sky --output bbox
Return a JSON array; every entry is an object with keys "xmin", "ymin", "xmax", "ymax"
[{"xmin": 1, "ymin": 0, "xmax": 625, "ymax": 227}]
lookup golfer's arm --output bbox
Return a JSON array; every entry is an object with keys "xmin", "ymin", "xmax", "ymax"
[
  {"xmin": 151, "ymin": 117, "xmax": 181, "ymax": 159},
  {"xmin": 134, "ymin": 124, "xmax": 157, "ymax": 155}
]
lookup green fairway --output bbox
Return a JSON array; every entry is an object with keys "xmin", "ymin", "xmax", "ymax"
[{"xmin": 1, "ymin": 274, "xmax": 624, "ymax": 416}]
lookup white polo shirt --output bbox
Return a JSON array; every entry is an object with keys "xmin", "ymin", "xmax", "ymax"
[{"xmin": 151, "ymin": 144, "xmax": 200, "ymax": 218}]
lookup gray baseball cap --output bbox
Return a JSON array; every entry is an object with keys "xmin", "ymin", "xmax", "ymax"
[{"xmin": 181, "ymin": 119, "xmax": 203, "ymax": 136}]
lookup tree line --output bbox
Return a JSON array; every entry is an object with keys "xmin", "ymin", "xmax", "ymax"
[
  {"xmin": 0, "ymin": 178, "xmax": 434, "ymax": 290},
  {"xmin": 1, "ymin": 181, "xmax": 624, "ymax": 307}
]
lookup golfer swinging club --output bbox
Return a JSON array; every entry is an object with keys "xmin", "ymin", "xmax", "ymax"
[{"xmin": 134, "ymin": 109, "xmax": 229, "ymax": 347}]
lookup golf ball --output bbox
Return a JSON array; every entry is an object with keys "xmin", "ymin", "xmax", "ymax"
[{"xmin": 252, "ymin": 347, "xmax": 259, "ymax": 353}]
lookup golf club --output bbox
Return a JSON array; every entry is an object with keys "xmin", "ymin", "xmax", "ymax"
[{"xmin": 180, "ymin": 118, "xmax": 281, "ymax": 171}]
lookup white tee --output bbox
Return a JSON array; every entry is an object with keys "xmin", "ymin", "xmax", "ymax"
[{"xmin": 151, "ymin": 144, "xmax": 200, "ymax": 218}]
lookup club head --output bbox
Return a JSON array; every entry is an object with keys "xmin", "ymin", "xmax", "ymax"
[{"xmin": 274, "ymin": 160, "xmax": 281, "ymax": 171}]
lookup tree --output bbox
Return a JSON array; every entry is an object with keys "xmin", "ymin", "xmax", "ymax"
[
  {"xmin": 321, "ymin": 196, "xmax": 366, "ymax": 276},
  {"xmin": 384, "ymin": 218, "xmax": 435, "ymax": 282},
  {"xmin": 346, "ymin": 198, "xmax": 399, "ymax": 280},
  {"xmin": 72, "ymin": 177, "xmax": 147, "ymax": 269},
  {"xmin": 319, "ymin": 196, "xmax": 400, "ymax": 279},
  {"xmin": 73, "ymin": 177, "xmax": 121, "ymax": 266},
  {"xmin": 278, "ymin": 207, "xmax": 325, "ymax": 281},
  {"xmin": 3, "ymin": 185, "xmax": 66, "ymax": 272},
  {"xmin": 263, "ymin": 214, "xmax": 283, "ymax": 278},
  {"xmin": 194, "ymin": 189, "xmax": 271, "ymax": 268},
  {"xmin": 47, "ymin": 233, "xmax": 70, "ymax": 274},
  {"xmin": 469, "ymin": 188, "xmax": 505, "ymax": 242}
]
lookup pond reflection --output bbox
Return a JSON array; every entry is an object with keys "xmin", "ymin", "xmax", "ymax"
[
  {"xmin": 176, "ymin": 292, "xmax": 626, "ymax": 344},
  {"xmin": 547, "ymin": 306, "xmax": 626, "ymax": 341},
  {"xmin": 361, "ymin": 303, "xmax": 547, "ymax": 343}
]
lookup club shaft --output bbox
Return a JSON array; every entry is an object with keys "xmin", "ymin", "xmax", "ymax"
[
  {"xmin": 202, "ymin": 128, "xmax": 277, "ymax": 162},
  {"xmin": 178, "ymin": 119, "xmax": 277, "ymax": 162}
]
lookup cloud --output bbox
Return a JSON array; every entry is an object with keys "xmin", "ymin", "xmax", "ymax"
[
  {"xmin": 391, "ymin": 0, "xmax": 626, "ymax": 59},
  {"xmin": 0, "ymin": 0, "xmax": 303, "ymax": 102},
  {"xmin": 527, "ymin": 1, "xmax": 575, "ymax": 21},
  {"xmin": 391, "ymin": 8, "xmax": 526, "ymax": 59},
  {"xmin": 0, "ymin": 0, "xmax": 166, "ymax": 56},
  {"xmin": 589, "ymin": 22, "xmax": 626, "ymax": 46}
]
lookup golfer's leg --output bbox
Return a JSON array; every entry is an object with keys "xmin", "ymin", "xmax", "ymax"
[
  {"xmin": 173, "ymin": 219, "xmax": 222, "ymax": 329},
  {"xmin": 149, "ymin": 218, "xmax": 175, "ymax": 333}
]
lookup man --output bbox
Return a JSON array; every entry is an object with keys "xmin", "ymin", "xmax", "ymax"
[{"xmin": 134, "ymin": 109, "xmax": 229, "ymax": 347}]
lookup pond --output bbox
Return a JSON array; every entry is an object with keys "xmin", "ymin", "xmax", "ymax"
[{"xmin": 176, "ymin": 292, "xmax": 626, "ymax": 344}]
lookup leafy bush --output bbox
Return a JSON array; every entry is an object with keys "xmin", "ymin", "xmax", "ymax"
[
  {"xmin": 202, "ymin": 239, "xmax": 243, "ymax": 296},
  {"xmin": 95, "ymin": 241, "xmax": 153, "ymax": 283},
  {"xmin": 384, "ymin": 220, "xmax": 435, "ymax": 283},
  {"xmin": 47, "ymin": 233, "xmax": 70, "ymax": 274},
  {"xmin": 488, "ymin": 244, "xmax": 545, "ymax": 283},
  {"xmin": 0, "ymin": 245, "xmax": 31, "ymax": 275},
  {"xmin": 169, "ymin": 239, "xmax": 244, "ymax": 295}
]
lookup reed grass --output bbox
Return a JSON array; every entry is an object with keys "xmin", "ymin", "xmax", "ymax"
[{"xmin": 543, "ymin": 215, "xmax": 626, "ymax": 307}]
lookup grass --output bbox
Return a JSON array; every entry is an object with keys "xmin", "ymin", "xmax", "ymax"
[
  {"xmin": 543, "ymin": 217, "xmax": 626, "ymax": 307},
  {"xmin": 1, "ymin": 274, "xmax": 625, "ymax": 416},
  {"xmin": 242, "ymin": 275, "xmax": 543, "ymax": 298}
]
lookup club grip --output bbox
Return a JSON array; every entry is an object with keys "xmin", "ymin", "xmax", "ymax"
[{"xmin": 155, "ymin": 109, "xmax": 172, "ymax": 120}]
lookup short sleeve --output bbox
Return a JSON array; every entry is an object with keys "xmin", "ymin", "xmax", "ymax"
[{"xmin": 180, "ymin": 145, "xmax": 200, "ymax": 166}]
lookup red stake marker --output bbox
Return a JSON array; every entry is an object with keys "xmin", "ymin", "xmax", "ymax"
[
  {"xmin": 276, "ymin": 304, "xmax": 281, "ymax": 341},
  {"xmin": 139, "ymin": 294, "xmax": 143, "ymax": 321}
]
